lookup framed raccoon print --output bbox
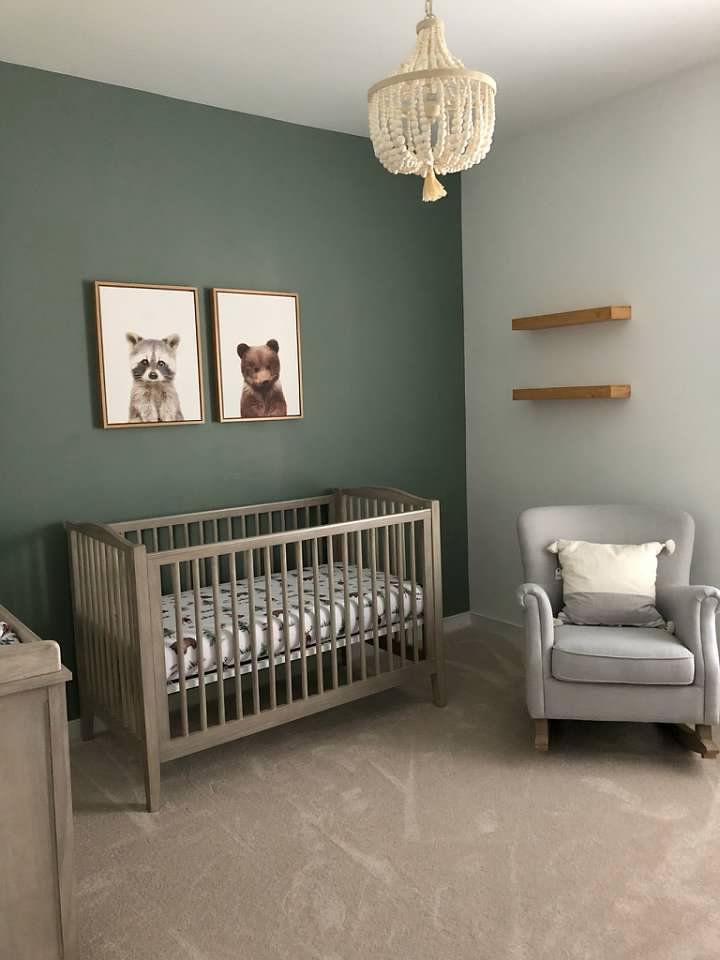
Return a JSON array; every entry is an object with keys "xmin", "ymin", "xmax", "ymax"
[
  {"xmin": 212, "ymin": 288, "xmax": 303, "ymax": 422},
  {"xmin": 94, "ymin": 281, "xmax": 205, "ymax": 429}
]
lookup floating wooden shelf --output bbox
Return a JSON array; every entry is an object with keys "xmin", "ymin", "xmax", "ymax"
[
  {"xmin": 512, "ymin": 305, "xmax": 631, "ymax": 331},
  {"xmin": 513, "ymin": 384, "xmax": 631, "ymax": 401}
]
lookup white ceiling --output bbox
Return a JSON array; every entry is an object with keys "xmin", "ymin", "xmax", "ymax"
[{"xmin": 2, "ymin": 0, "xmax": 720, "ymax": 139}]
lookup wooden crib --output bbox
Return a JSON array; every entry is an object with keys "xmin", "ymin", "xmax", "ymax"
[{"xmin": 67, "ymin": 487, "xmax": 445, "ymax": 811}]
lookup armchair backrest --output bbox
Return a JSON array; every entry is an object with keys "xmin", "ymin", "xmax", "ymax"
[{"xmin": 517, "ymin": 505, "xmax": 694, "ymax": 614}]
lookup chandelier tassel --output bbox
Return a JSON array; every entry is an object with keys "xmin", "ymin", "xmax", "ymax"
[{"xmin": 422, "ymin": 166, "xmax": 447, "ymax": 203}]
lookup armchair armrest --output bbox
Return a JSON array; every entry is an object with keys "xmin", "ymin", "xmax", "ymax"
[
  {"xmin": 517, "ymin": 583, "xmax": 555, "ymax": 718},
  {"xmin": 517, "ymin": 584, "xmax": 555, "ymax": 646},
  {"xmin": 656, "ymin": 585, "xmax": 720, "ymax": 724}
]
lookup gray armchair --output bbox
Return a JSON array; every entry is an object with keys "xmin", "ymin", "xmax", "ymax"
[{"xmin": 516, "ymin": 505, "xmax": 720, "ymax": 757}]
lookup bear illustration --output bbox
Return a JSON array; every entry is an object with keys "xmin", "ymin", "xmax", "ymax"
[{"xmin": 237, "ymin": 339, "xmax": 288, "ymax": 418}]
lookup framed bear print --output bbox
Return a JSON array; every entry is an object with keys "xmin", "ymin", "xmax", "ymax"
[
  {"xmin": 94, "ymin": 281, "xmax": 205, "ymax": 429},
  {"xmin": 212, "ymin": 288, "xmax": 303, "ymax": 423}
]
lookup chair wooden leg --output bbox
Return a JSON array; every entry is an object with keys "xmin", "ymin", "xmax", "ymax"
[
  {"xmin": 534, "ymin": 719, "xmax": 549, "ymax": 752},
  {"xmin": 668, "ymin": 723, "xmax": 719, "ymax": 759},
  {"xmin": 696, "ymin": 724, "xmax": 719, "ymax": 759}
]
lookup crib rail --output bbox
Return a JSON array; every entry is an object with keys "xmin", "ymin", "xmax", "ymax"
[{"xmin": 111, "ymin": 494, "xmax": 333, "ymax": 551}]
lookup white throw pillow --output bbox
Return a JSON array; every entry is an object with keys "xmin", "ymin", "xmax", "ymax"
[{"xmin": 547, "ymin": 538, "xmax": 676, "ymax": 630}]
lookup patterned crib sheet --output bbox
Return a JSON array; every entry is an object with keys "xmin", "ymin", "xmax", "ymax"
[
  {"xmin": 0, "ymin": 622, "xmax": 20, "ymax": 645},
  {"xmin": 161, "ymin": 563, "xmax": 423, "ymax": 685}
]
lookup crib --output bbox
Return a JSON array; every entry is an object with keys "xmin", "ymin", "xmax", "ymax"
[{"xmin": 67, "ymin": 487, "xmax": 445, "ymax": 811}]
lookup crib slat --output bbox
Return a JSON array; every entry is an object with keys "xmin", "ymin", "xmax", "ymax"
[
  {"xmin": 369, "ymin": 524, "xmax": 380, "ymax": 675},
  {"xmin": 348, "ymin": 499, "xmax": 356, "ymax": 565},
  {"xmin": 197, "ymin": 521, "xmax": 207, "ymax": 587},
  {"xmin": 228, "ymin": 552, "xmax": 243, "ymax": 720},
  {"xmin": 184, "ymin": 526, "xmax": 193, "ymax": 589},
  {"xmin": 191, "ymin": 558, "xmax": 208, "ymax": 731},
  {"xmin": 355, "ymin": 530, "xmax": 367, "ymax": 681},
  {"xmin": 326, "ymin": 536, "xmax": 338, "ymax": 689},
  {"xmin": 90, "ymin": 539, "xmax": 111, "ymax": 715},
  {"xmin": 254, "ymin": 513, "xmax": 261, "ymax": 576},
  {"xmin": 119, "ymin": 551, "xmax": 140, "ymax": 736},
  {"xmin": 239, "ymin": 516, "xmax": 247, "ymax": 578},
  {"xmin": 264, "ymin": 546, "xmax": 277, "ymax": 710},
  {"xmin": 97, "ymin": 543, "xmax": 115, "ymax": 718},
  {"xmin": 107, "ymin": 544, "xmax": 124, "ymax": 717},
  {"xmin": 151, "ymin": 528, "xmax": 159, "ymax": 553},
  {"xmin": 172, "ymin": 563, "xmax": 189, "ymax": 736},
  {"xmin": 383, "ymin": 526, "xmax": 394, "ymax": 671},
  {"xmin": 312, "ymin": 539, "xmax": 323, "ymax": 696},
  {"xmin": 108, "ymin": 547, "xmax": 128, "ymax": 729},
  {"xmin": 247, "ymin": 550, "xmax": 260, "ymax": 714},
  {"xmin": 280, "ymin": 542, "xmax": 292, "ymax": 704},
  {"xmin": 71, "ymin": 535, "xmax": 90, "ymax": 713},
  {"xmin": 106, "ymin": 543, "xmax": 121, "ymax": 716},
  {"xmin": 296, "ymin": 541, "xmax": 308, "ymax": 699},
  {"xmin": 82, "ymin": 536, "xmax": 101, "ymax": 723},
  {"xmin": 303, "ymin": 507, "xmax": 311, "ymax": 566},
  {"xmin": 409, "ymin": 520, "xmax": 420, "ymax": 663},
  {"xmin": 90, "ymin": 538, "xmax": 108, "ymax": 714},
  {"xmin": 395, "ymin": 505, "xmax": 407, "ymax": 667},
  {"xmin": 211, "ymin": 556, "xmax": 226, "ymax": 725},
  {"xmin": 84, "ymin": 539, "xmax": 101, "ymax": 713},
  {"xmin": 389, "ymin": 503, "xmax": 397, "ymax": 575},
  {"xmin": 421, "ymin": 516, "xmax": 433, "ymax": 662},
  {"xmin": 341, "ymin": 533, "xmax": 352, "ymax": 684}
]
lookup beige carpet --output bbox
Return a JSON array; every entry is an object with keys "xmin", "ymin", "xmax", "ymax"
[{"xmin": 71, "ymin": 627, "xmax": 720, "ymax": 960}]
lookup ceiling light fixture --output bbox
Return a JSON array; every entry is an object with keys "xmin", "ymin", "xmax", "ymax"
[{"xmin": 368, "ymin": 0, "xmax": 497, "ymax": 202}]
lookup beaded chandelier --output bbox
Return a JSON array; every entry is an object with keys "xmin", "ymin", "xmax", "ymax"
[{"xmin": 368, "ymin": 0, "xmax": 496, "ymax": 202}]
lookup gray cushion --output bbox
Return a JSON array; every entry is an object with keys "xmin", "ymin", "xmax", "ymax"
[{"xmin": 551, "ymin": 625, "xmax": 694, "ymax": 685}]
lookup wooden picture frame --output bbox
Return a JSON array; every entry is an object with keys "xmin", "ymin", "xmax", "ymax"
[
  {"xmin": 212, "ymin": 287, "xmax": 304, "ymax": 423},
  {"xmin": 94, "ymin": 281, "xmax": 205, "ymax": 429}
]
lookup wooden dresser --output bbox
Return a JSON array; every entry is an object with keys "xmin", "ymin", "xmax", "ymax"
[{"xmin": 0, "ymin": 606, "xmax": 75, "ymax": 959}]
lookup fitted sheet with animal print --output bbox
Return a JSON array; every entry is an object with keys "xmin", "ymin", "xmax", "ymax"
[{"xmin": 161, "ymin": 563, "xmax": 423, "ymax": 687}]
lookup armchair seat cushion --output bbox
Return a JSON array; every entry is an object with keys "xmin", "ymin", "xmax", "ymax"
[{"xmin": 551, "ymin": 625, "xmax": 694, "ymax": 685}]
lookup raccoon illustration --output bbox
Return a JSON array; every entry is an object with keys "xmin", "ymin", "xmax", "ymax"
[{"xmin": 126, "ymin": 332, "xmax": 184, "ymax": 422}]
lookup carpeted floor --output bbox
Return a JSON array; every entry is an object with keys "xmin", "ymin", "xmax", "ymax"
[{"xmin": 71, "ymin": 627, "xmax": 720, "ymax": 960}]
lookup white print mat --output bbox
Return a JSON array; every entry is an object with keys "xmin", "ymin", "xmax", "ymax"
[{"xmin": 162, "ymin": 563, "xmax": 423, "ymax": 686}]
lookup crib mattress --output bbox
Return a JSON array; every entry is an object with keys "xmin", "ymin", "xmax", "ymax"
[{"xmin": 162, "ymin": 562, "xmax": 423, "ymax": 689}]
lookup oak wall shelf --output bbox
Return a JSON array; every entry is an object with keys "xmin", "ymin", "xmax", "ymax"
[
  {"xmin": 512, "ymin": 305, "xmax": 631, "ymax": 331},
  {"xmin": 513, "ymin": 385, "xmax": 631, "ymax": 401}
]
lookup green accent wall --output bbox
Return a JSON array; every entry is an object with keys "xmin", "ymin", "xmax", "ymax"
[{"xmin": 0, "ymin": 62, "xmax": 468, "ymax": 717}]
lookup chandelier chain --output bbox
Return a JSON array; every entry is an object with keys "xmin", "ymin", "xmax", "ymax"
[{"xmin": 425, "ymin": 0, "xmax": 432, "ymax": 17}]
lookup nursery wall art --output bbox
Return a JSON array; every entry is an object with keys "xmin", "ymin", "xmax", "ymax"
[
  {"xmin": 94, "ymin": 281, "xmax": 205, "ymax": 428},
  {"xmin": 212, "ymin": 288, "xmax": 303, "ymax": 423}
]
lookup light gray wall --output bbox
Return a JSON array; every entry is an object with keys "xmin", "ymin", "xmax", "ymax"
[{"xmin": 462, "ymin": 59, "xmax": 720, "ymax": 624}]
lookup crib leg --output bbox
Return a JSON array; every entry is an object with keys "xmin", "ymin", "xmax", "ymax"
[
  {"xmin": 430, "ymin": 671, "xmax": 447, "ymax": 708},
  {"xmin": 143, "ymin": 750, "xmax": 161, "ymax": 813}
]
